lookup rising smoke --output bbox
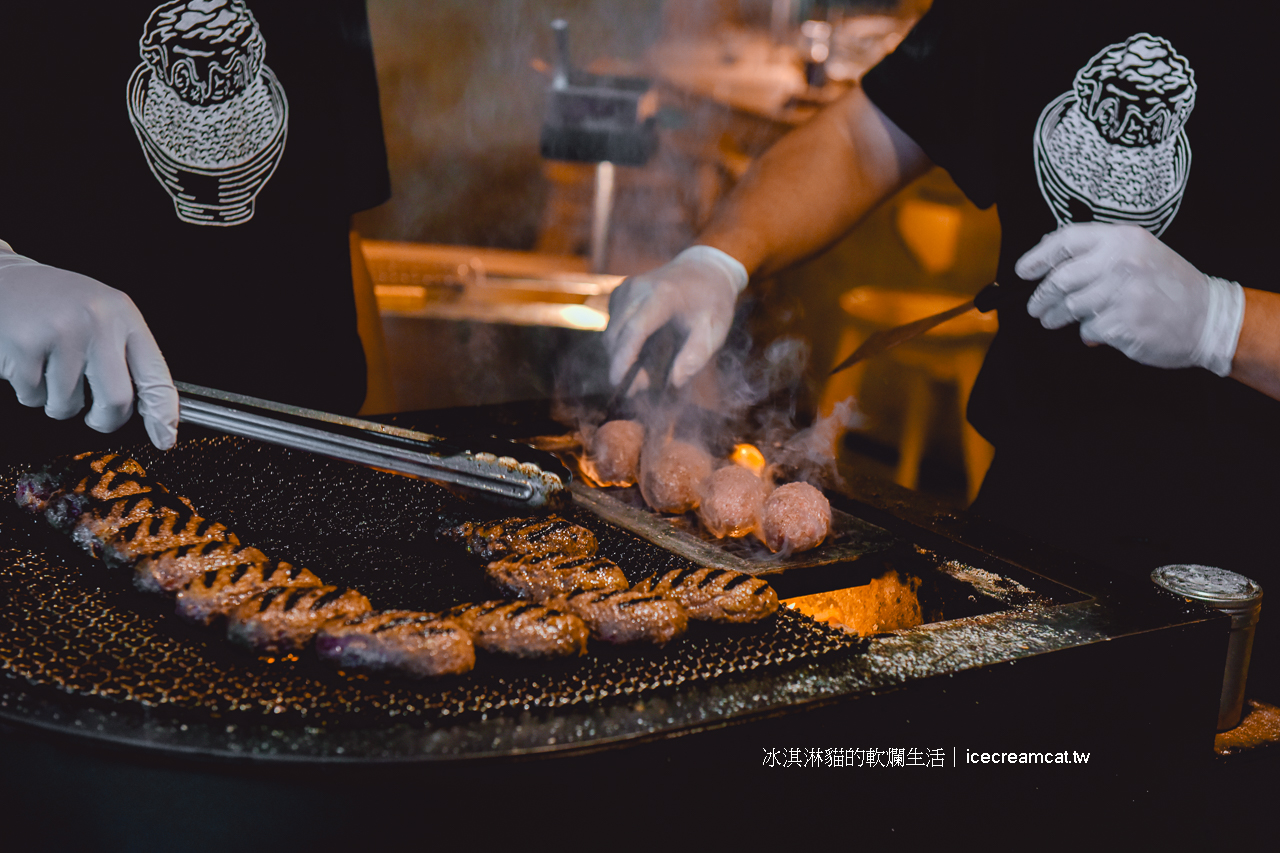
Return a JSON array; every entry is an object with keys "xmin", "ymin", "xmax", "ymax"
[{"xmin": 556, "ymin": 318, "xmax": 862, "ymax": 492}]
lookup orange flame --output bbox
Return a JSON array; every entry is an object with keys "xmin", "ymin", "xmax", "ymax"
[
  {"xmin": 573, "ymin": 452, "xmax": 635, "ymax": 488},
  {"xmin": 730, "ymin": 443, "xmax": 767, "ymax": 477}
]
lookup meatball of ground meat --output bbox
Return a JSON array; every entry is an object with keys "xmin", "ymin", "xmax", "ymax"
[
  {"xmin": 697, "ymin": 465, "xmax": 771, "ymax": 538},
  {"xmin": 760, "ymin": 481, "xmax": 831, "ymax": 553},
  {"xmin": 639, "ymin": 440, "xmax": 713, "ymax": 513},
  {"xmin": 588, "ymin": 420, "xmax": 645, "ymax": 485}
]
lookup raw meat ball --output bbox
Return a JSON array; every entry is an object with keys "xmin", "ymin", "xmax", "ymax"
[
  {"xmin": 760, "ymin": 482, "xmax": 831, "ymax": 553},
  {"xmin": 639, "ymin": 440, "xmax": 712, "ymax": 513},
  {"xmin": 697, "ymin": 465, "xmax": 770, "ymax": 538},
  {"xmin": 588, "ymin": 420, "xmax": 645, "ymax": 485}
]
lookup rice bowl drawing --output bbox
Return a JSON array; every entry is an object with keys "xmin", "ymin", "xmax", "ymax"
[
  {"xmin": 126, "ymin": 1, "xmax": 288, "ymax": 226},
  {"xmin": 1033, "ymin": 34, "xmax": 1195, "ymax": 237}
]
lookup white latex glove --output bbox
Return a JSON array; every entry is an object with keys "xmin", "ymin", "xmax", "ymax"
[
  {"xmin": 603, "ymin": 245, "xmax": 749, "ymax": 389},
  {"xmin": 1019, "ymin": 224, "xmax": 1245, "ymax": 377},
  {"xmin": 0, "ymin": 246, "xmax": 178, "ymax": 449}
]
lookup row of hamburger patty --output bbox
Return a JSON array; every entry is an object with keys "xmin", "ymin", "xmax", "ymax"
[{"xmin": 14, "ymin": 452, "xmax": 779, "ymax": 680}]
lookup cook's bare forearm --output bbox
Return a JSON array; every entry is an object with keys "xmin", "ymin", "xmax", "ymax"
[
  {"xmin": 697, "ymin": 87, "xmax": 932, "ymax": 279},
  {"xmin": 1231, "ymin": 288, "xmax": 1280, "ymax": 401}
]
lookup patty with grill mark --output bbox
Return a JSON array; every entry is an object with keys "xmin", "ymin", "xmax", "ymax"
[
  {"xmin": 97, "ymin": 501, "xmax": 238, "ymax": 570},
  {"xmin": 176, "ymin": 559, "xmax": 322, "ymax": 625},
  {"xmin": 227, "ymin": 585, "xmax": 372, "ymax": 651},
  {"xmin": 17, "ymin": 452, "xmax": 153, "ymax": 513},
  {"xmin": 444, "ymin": 515, "xmax": 598, "ymax": 561},
  {"xmin": 485, "ymin": 552, "xmax": 628, "ymax": 602},
  {"xmin": 553, "ymin": 588, "xmax": 688, "ymax": 645},
  {"xmin": 69, "ymin": 452, "xmax": 190, "ymax": 507},
  {"xmin": 16, "ymin": 454, "xmax": 381, "ymax": 663},
  {"xmin": 316, "ymin": 611, "xmax": 476, "ymax": 677},
  {"xmin": 44, "ymin": 489, "xmax": 236, "ymax": 567},
  {"xmin": 20, "ymin": 452, "xmax": 192, "ymax": 519},
  {"xmin": 446, "ymin": 600, "xmax": 589, "ymax": 658},
  {"xmin": 42, "ymin": 471, "xmax": 182, "ymax": 537},
  {"xmin": 46, "ymin": 489, "xmax": 168, "ymax": 540},
  {"xmin": 631, "ymin": 567, "xmax": 779, "ymax": 623},
  {"xmin": 134, "ymin": 540, "xmax": 271, "ymax": 595}
]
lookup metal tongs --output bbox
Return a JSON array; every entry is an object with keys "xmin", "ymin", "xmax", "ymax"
[
  {"xmin": 175, "ymin": 382, "xmax": 571, "ymax": 508},
  {"xmin": 605, "ymin": 321, "xmax": 687, "ymax": 416}
]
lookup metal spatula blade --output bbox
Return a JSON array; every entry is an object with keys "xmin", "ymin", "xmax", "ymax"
[{"xmin": 829, "ymin": 281, "xmax": 1004, "ymax": 376}]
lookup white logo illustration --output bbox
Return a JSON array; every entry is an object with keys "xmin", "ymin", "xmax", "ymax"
[
  {"xmin": 1034, "ymin": 34, "xmax": 1196, "ymax": 237},
  {"xmin": 126, "ymin": 0, "xmax": 288, "ymax": 226}
]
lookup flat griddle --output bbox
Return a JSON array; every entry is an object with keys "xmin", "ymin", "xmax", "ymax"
[
  {"xmin": 0, "ymin": 433, "xmax": 864, "ymax": 762},
  {"xmin": 3, "ymin": 401, "xmax": 1227, "ymax": 769}
]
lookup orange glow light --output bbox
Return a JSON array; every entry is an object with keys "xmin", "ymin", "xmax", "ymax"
[
  {"xmin": 731, "ymin": 443, "xmax": 767, "ymax": 477},
  {"xmin": 575, "ymin": 452, "xmax": 634, "ymax": 488}
]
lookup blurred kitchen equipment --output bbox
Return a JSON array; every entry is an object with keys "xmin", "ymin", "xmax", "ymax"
[
  {"xmin": 364, "ymin": 240, "xmax": 622, "ymax": 410},
  {"xmin": 1152, "ymin": 564, "xmax": 1264, "ymax": 731},
  {"xmin": 364, "ymin": 240, "xmax": 619, "ymax": 331},
  {"xmin": 770, "ymin": 0, "xmax": 795, "ymax": 44},
  {"xmin": 799, "ymin": 20, "xmax": 832, "ymax": 88},
  {"xmin": 539, "ymin": 19, "xmax": 659, "ymax": 273}
]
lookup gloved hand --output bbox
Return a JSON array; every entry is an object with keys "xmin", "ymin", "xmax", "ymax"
[
  {"xmin": 603, "ymin": 245, "xmax": 749, "ymax": 389},
  {"xmin": 0, "ymin": 245, "xmax": 179, "ymax": 448},
  {"xmin": 1019, "ymin": 223, "xmax": 1245, "ymax": 377}
]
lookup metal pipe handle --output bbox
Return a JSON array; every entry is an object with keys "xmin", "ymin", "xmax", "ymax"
[{"xmin": 551, "ymin": 19, "xmax": 570, "ymax": 89}]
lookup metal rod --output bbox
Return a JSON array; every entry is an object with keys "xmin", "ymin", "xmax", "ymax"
[
  {"xmin": 590, "ymin": 160, "xmax": 616, "ymax": 274},
  {"xmin": 551, "ymin": 19, "xmax": 570, "ymax": 89},
  {"xmin": 770, "ymin": 0, "xmax": 794, "ymax": 44}
]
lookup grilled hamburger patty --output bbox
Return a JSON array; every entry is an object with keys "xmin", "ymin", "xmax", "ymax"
[
  {"xmin": 97, "ymin": 503, "xmax": 238, "ymax": 570},
  {"xmin": 444, "ymin": 515, "xmax": 598, "ymax": 561},
  {"xmin": 49, "ymin": 489, "xmax": 177, "ymax": 544},
  {"xmin": 134, "ymin": 540, "xmax": 271, "ymax": 595},
  {"xmin": 553, "ymin": 588, "xmax": 688, "ymax": 645},
  {"xmin": 446, "ymin": 600, "xmax": 589, "ymax": 658},
  {"xmin": 227, "ymin": 585, "xmax": 373, "ymax": 652},
  {"xmin": 485, "ymin": 552, "xmax": 629, "ymax": 601},
  {"xmin": 176, "ymin": 559, "xmax": 321, "ymax": 625},
  {"xmin": 18, "ymin": 451, "xmax": 778, "ymax": 681},
  {"xmin": 17, "ymin": 451, "xmax": 167, "ymax": 514},
  {"xmin": 45, "ymin": 481, "xmax": 236, "ymax": 570},
  {"xmin": 632, "ymin": 567, "xmax": 778, "ymax": 623},
  {"xmin": 316, "ymin": 611, "xmax": 476, "ymax": 677},
  {"xmin": 20, "ymin": 454, "xmax": 238, "ymax": 579}
]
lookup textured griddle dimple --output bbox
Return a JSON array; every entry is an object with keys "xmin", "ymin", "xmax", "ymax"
[{"xmin": 0, "ymin": 436, "xmax": 862, "ymax": 727}]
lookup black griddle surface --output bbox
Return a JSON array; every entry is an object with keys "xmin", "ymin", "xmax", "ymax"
[{"xmin": 0, "ymin": 435, "xmax": 862, "ymax": 756}]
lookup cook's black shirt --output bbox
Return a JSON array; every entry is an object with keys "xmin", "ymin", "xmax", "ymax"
[
  {"xmin": 863, "ymin": 1, "xmax": 1280, "ymax": 577},
  {"xmin": 1, "ymin": 0, "xmax": 390, "ymax": 460}
]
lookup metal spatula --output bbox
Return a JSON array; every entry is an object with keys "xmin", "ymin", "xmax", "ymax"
[{"xmin": 829, "ymin": 281, "xmax": 1004, "ymax": 375}]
